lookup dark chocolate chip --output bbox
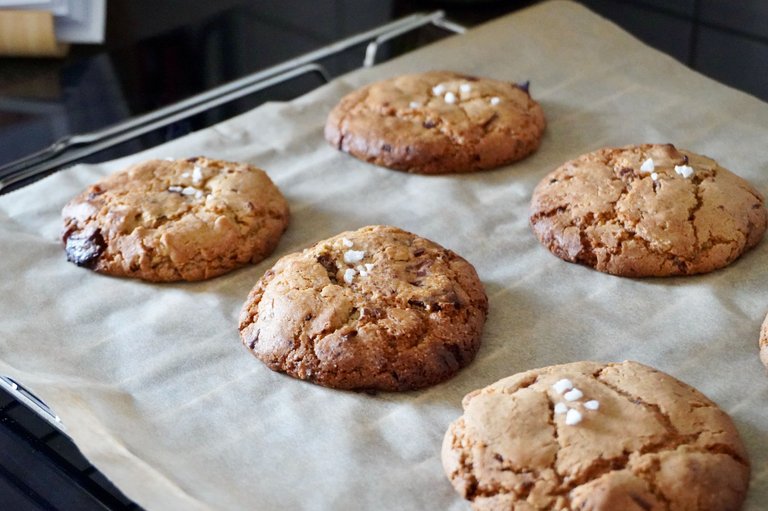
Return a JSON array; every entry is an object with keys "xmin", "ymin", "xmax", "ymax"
[
  {"xmin": 619, "ymin": 167, "xmax": 636, "ymax": 178},
  {"xmin": 423, "ymin": 120, "xmax": 437, "ymax": 129},
  {"xmin": 382, "ymin": 144, "xmax": 392, "ymax": 153},
  {"xmin": 316, "ymin": 254, "xmax": 339, "ymax": 282},
  {"xmin": 361, "ymin": 307, "xmax": 384, "ymax": 319},
  {"xmin": 443, "ymin": 343, "xmax": 464, "ymax": 369},
  {"xmin": 407, "ymin": 299, "xmax": 426, "ymax": 309},
  {"xmin": 415, "ymin": 260, "xmax": 433, "ymax": 277},
  {"xmin": 248, "ymin": 331, "xmax": 261, "ymax": 350},
  {"xmin": 65, "ymin": 229, "xmax": 106, "ymax": 268},
  {"xmin": 515, "ymin": 80, "xmax": 531, "ymax": 94}
]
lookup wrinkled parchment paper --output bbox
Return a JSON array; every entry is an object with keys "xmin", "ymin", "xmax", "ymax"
[{"xmin": 1, "ymin": 1, "xmax": 767, "ymax": 509}]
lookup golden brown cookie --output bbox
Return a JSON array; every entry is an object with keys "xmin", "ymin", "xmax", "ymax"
[
  {"xmin": 760, "ymin": 314, "xmax": 768, "ymax": 369},
  {"xmin": 238, "ymin": 225, "xmax": 488, "ymax": 391},
  {"xmin": 530, "ymin": 143, "xmax": 767, "ymax": 277},
  {"xmin": 324, "ymin": 71, "xmax": 546, "ymax": 174},
  {"xmin": 62, "ymin": 157, "xmax": 289, "ymax": 282},
  {"xmin": 442, "ymin": 360, "xmax": 750, "ymax": 511}
]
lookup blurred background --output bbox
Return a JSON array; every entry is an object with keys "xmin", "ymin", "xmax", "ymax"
[{"xmin": 0, "ymin": 0, "xmax": 766, "ymax": 173}]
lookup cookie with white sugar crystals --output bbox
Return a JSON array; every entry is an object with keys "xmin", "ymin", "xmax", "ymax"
[
  {"xmin": 238, "ymin": 225, "xmax": 488, "ymax": 391},
  {"xmin": 62, "ymin": 157, "xmax": 289, "ymax": 282},
  {"xmin": 442, "ymin": 360, "xmax": 750, "ymax": 511},
  {"xmin": 325, "ymin": 70, "xmax": 545, "ymax": 174},
  {"xmin": 530, "ymin": 143, "xmax": 767, "ymax": 277},
  {"xmin": 760, "ymin": 313, "xmax": 768, "ymax": 369}
]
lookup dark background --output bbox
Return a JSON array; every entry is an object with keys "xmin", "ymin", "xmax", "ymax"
[
  {"xmin": 1, "ymin": 0, "xmax": 766, "ymax": 170},
  {"xmin": 0, "ymin": 0, "xmax": 766, "ymax": 509}
]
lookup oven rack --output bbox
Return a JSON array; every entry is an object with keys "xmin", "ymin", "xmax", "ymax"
[{"xmin": 0, "ymin": 11, "xmax": 464, "ymax": 192}]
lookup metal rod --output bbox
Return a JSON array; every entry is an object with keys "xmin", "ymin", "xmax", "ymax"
[
  {"xmin": 0, "ymin": 377, "xmax": 65, "ymax": 434},
  {"xmin": 363, "ymin": 10, "xmax": 462, "ymax": 67},
  {"xmin": 0, "ymin": 63, "xmax": 329, "ymax": 191}
]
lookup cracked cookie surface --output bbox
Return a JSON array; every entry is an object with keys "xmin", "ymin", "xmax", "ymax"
[
  {"xmin": 529, "ymin": 143, "xmax": 767, "ymax": 277},
  {"xmin": 238, "ymin": 225, "xmax": 488, "ymax": 391},
  {"xmin": 62, "ymin": 157, "xmax": 289, "ymax": 282},
  {"xmin": 324, "ymin": 71, "xmax": 546, "ymax": 174},
  {"xmin": 442, "ymin": 360, "xmax": 750, "ymax": 511}
]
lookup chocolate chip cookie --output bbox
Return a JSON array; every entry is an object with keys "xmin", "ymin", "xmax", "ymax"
[
  {"xmin": 62, "ymin": 157, "xmax": 290, "ymax": 282},
  {"xmin": 238, "ymin": 225, "xmax": 488, "ymax": 391},
  {"xmin": 325, "ymin": 71, "xmax": 546, "ymax": 174},
  {"xmin": 530, "ymin": 143, "xmax": 767, "ymax": 277},
  {"xmin": 442, "ymin": 360, "xmax": 750, "ymax": 511}
]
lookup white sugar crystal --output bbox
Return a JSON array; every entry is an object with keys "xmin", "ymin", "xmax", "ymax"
[
  {"xmin": 554, "ymin": 402, "xmax": 568, "ymax": 414},
  {"xmin": 584, "ymin": 400, "xmax": 600, "ymax": 410},
  {"xmin": 192, "ymin": 165, "xmax": 203, "ymax": 184},
  {"xmin": 164, "ymin": 157, "xmax": 175, "ymax": 161},
  {"xmin": 565, "ymin": 408, "xmax": 583, "ymax": 426},
  {"xmin": 344, "ymin": 250, "xmax": 365, "ymax": 264},
  {"xmin": 343, "ymin": 268, "xmax": 357, "ymax": 284},
  {"xmin": 409, "ymin": 101, "xmax": 421, "ymax": 108},
  {"xmin": 651, "ymin": 172, "xmax": 659, "ymax": 181},
  {"xmin": 194, "ymin": 190, "xmax": 203, "ymax": 199},
  {"xmin": 168, "ymin": 185, "xmax": 183, "ymax": 193},
  {"xmin": 675, "ymin": 165, "xmax": 695, "ymax": 178},
  {"xmin": 552, "ymin": 378, "xmax": 573, "ymax": 394},
  {"xmin": 444, "ymin": 92, "xmax": 457, "ymax": 104},
  {"xmin": 490, "ymin": 96, "xmax": 501, "ymax": 106},
  {"xmin": 459, "ymin": 83, "xmax": 471, "ymax": 94},
  {"xmin": 181, "ymin": 186, "xmax": 198, "ymax": 196},
  {"xmin": 640, "ymin": 157, "xmax": 655, "ymax": 173},
  {"xmin": 341, "ymin": 238, "xmax": 354, "ymax": 248},
  {"xmin": 357, "ymin": 265, "xmax": 368, "ymax": 278},
  {"xmin": 432, "ymin": 84, "xmax": 446, "ymax": 95},
  {"xmin": 364, "ymin": 263, "xmax": 374, "ymax": 271},
  {"xmin": 564, "ymin": 388, "xmax": 584, "ymax": 402},
  {"xmin": 181, "ymin": 172, "xmax": 190, "ymax": 178}
]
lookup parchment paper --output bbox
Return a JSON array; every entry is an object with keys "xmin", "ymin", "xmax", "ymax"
[{"xmin": 1, "ymin": 1, "xmax": 767, "ymax": 509}]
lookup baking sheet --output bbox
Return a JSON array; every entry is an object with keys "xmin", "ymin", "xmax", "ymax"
[{"xmin": 1, "ymin": 1, "xmax": 767, "ymax": 509}]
